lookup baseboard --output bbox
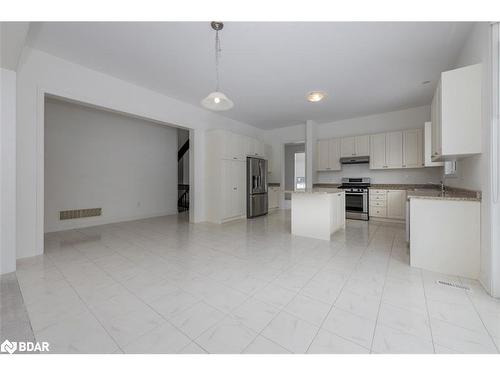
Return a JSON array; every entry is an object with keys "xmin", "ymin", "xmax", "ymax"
[
  {"xmin": 44, "ymin": 210, "xmax": 178, "ymax": 233},
  {"xmin": 369, "ymin": 217, "xmax": 405, "ymax": 224}
]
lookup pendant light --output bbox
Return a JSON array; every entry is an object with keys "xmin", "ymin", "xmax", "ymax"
[{"xmin": 201, "ymin": 21, "xmax": 234, "ymax": 111}]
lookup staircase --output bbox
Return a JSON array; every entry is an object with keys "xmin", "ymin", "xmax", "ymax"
[{"xmin": 178, "ymin": 139, "xmax": 189, "ymax": 212}]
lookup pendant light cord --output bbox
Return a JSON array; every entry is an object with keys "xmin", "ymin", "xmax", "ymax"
[{"xmin": 215, "ymin": 29, "xmax": 221, "ymax": 92}]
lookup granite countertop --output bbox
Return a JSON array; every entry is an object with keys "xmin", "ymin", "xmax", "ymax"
[
  {"xmin": 406, "ymin": 190, "xmax": 481, "ymax": 202},
  {"xmin": 286, "ymin": 189, "xmax": 344, "ymax": 195}
]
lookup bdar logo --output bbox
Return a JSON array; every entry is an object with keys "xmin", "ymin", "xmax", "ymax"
[{"xmin": 1, "ymin": 339, "xmax": 17, "ymax": 354}]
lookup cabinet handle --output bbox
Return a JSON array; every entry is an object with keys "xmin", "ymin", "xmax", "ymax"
[{"xmin": 352, "ymin": 153, "xmax": 356, "ymax": 156}]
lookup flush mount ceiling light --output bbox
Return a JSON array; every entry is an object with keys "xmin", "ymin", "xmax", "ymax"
[
  {"xmin": 307, "ymin": 91, "xmax": 327, "ymax": 103},
  {"xmin": 201, "ymin": 21, "xmax": 234, "ymax": 111}
]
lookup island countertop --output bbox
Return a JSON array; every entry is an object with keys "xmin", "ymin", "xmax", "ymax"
[{"xmin": 284, "ymin": 189, "xmax": 344, "ymax": 194}]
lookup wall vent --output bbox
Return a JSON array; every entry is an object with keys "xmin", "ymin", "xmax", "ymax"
[
  {"xmin": 436, "ymin": 280, "xmax": 470, "ymax": 291},
  {"xmin": 60, "ymin": 208, "xmax": 102, "ymax": 220}
]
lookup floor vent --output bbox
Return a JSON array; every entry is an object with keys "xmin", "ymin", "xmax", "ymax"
[
  {"xmin": 60, "ymin": 208, "xmax": 102, "ymax": 220},
  {"xmin": 436, "ymin": 280, "xmax": 470, "ymax": 291}
]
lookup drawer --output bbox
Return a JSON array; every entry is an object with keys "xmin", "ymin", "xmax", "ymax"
[
  {"xmin": 370, "ymin": 200, "xmax": 386, "ymax": 207},
  {"xmin": 370, "ymin": 206, "xmax": 387, "ymax": 217},
  {"xmin": 370, "ymin": 194, "xmax": 387, "ymax": 201},
  {"xmin": 370, "ymin": 189, "xmax": 386, "ymax": 195}
]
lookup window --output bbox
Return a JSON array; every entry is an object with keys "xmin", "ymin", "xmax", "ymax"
[{"xmin": 294, "ymin": 152, "xmax": 306, "ymax": 190}]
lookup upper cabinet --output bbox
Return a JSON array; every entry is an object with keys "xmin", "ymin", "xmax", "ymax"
[
  {"xmin": 340, "ymin": 135, "xmax": 370, "ymax": 157},
  {"xmin": 370, "ymin": 133, "xmax": 387, "ymax": 169},
  {"xmin": 424, "ymin": 122, "xmax": 444, "ymax": 167},
  {"xmin": 317, "ymin": 138, "xmax": 341, "ymax": 171},
  {"xmin": 431, "ymin": 63, "xmax": 482, "ymax": 161},
  {"xmin": 386, "ymin": 131, "xmax": 403, "ymax": 168},
  {"xmin": 208, "ymin": 129, "xmax": 266, "ymax": 161},
  {"xmin": 403, "ymin": 129, "xmax": 423, "ymax": 168},
  {"xmin": 370, "ymin": 129, "xmax": 422, "ymax": 170}
]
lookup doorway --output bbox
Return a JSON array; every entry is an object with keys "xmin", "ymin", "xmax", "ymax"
[{"xmin": 283, "ymin": 142, "xmax": 306, "ymax": 206}]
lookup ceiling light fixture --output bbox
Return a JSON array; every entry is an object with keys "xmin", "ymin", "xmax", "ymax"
[
  {"xmin": 307, "ymin": 91, "xmax": 326, "ymax": 103},
  {"xmin": 201, "ymin": 22, "xmax": 234, "ymax": 111}
]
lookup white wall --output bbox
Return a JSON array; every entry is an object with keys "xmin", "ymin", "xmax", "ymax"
[
  {"xmin": 16, "ymin": 47, "xmax": 264, "ymax": 259},
  {"xmin": 264, "ymin": 106, "xmax": 443, "ymax": 186},
  {"xmin": 265, "ymin": 124, "xmax": 306, "ymax": 183},
  {"xmin": 0, "ymin": 68, "xmax": 16, "ymax": 274},
  {"xmin": 447, "ymin": 23, "xmax": 495, "ymax": 294},
  {"xmin": 44, "ymin": 98, "xmax": 178, "ymax": 232}
]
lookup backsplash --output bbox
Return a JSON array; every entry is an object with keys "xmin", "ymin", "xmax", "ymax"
[{"xmin": 315, "ymin": 163, "xmax": 443, "ymax": 184}]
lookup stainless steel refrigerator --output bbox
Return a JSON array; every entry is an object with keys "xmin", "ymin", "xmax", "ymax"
[{"xmin": 247, "ymin": 157, "xmax": 268, "ymax": 218}]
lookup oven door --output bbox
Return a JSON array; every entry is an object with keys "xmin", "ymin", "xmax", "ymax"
[{"xmin": 345, "ymin": 192, "xmax": 368, "ymax": 220}]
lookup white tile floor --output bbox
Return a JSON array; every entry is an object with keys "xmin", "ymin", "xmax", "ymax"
[{"xmin": 10, "ymin": 210, "xmax": 500, "ymax": 353}]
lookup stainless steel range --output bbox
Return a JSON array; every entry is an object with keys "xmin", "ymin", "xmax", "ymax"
[{"xmin": 338, "ymin": 177, "xmax": 371, "ymax": 221}]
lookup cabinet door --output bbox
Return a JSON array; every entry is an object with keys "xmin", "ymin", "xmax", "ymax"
[
  {"xmin": 340, "ymin": 136, "xmax": 356, "ymax": 157},
  {"xmin": 386, "ymin": 131, "xmax": 403, "ymax": 168},
  {"xmin": 269, "ymin": 187, "xmax": 279, "ymax": 209},
  {"xmin": 355, "ymin": 135, "xmax": 370, "ymax": 156},
  {"xmin": 231, "ymin": 160, "xmax": 246, "ymax": 218},
  {"xmin": 242, "ymin": 136, "xmax": 253, "ymax": 157},
  {"xmin": 317, "ymin": 139, "xmax": 330, "ymax": 170},
  {"xmin": 230, "ymin": 133, "xmax": 245, "ymax": 160},
  {"xmin": 431, "ymin": 82, "xmax": 442, "ymax": 159},
  {"xmin": 370, "ymin": 133, "xmax": 387, "ymax": 169},
  {"xmin": 387, "ymin": 190, "xmax": 406, "ymax": 219},
  {"xmin": 424, "ymin": 122, "xmax": 444, "ymax": 167},
  {"xmin": 221, "ymin": 159, "xmax": 233, "ymax": 218},
  {"xmin": 328, "ymin": 138, "xmax": 341, "ymax": 170},
  {"xmin": 403, "ymin": 129, "xmax": 423, "ymax": 168}
]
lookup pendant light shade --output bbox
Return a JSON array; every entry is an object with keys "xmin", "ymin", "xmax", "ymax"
[
  {"xmin": 201, "ymin": 21, "xmax": 234, "ymax": 111},
  {"xmin": 201, "ymin": 91, "xmax": 234, "ymax": 111}
]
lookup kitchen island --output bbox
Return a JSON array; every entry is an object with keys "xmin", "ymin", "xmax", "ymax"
[{"xmin": 291, "ymin": 190, "xmax": 345, "ymax": 241}]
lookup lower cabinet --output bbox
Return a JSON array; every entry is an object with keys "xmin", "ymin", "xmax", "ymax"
[
  {"xmin": 369, "ymin": 189, "xmax": 406, "ymax": 220},
  {"xmin": 268, "ymin": 186, "xmax": 280, "ymax": 209}
]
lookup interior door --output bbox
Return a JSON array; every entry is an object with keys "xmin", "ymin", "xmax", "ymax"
[
  {"xmin": 370, "ymin": 133, "xmax": 386, "ymax": 169},
  {"xmin": 386, "ymin": 131, "xmax": 403, "ymax": 168}
]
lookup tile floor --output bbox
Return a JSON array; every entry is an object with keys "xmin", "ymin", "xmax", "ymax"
[{"xmin": 4, "ymin": 210, "xmax": 500, "ymax": 354}]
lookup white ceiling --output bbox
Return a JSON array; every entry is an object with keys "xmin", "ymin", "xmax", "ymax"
[{"xmin": 26, "ymin": 22, "xmax": 474, "ymax": 129}]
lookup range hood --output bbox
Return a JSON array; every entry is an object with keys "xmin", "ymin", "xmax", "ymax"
[{"xmin": 340, "ymin": 156, "xmax": 370, "ymax": 164}]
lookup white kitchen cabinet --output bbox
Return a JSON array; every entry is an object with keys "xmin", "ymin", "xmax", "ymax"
[
  {"xmin": 265, "ymin": 143, "xmax": 273, "ymax": 173},
  {"xmin": 341, "ymin": 135, "xmax": 369, "ymax": 157},
  {"xmin": 206, "ymin": 129, "xmax": 266, "ymax": 223},
  {"xmin": 410, "ymin": 198, "xmax": 480, "ymax": 279},
  {"xmin": 355, "ymin": 135, "xmax": 370, "ymax": 156},
  {"xmin": 268, "ymin": 186, "xmax": 280, "ymax": 209},
  {"xmin": 221, "ymin": 159, "xmax": 246, "ymax": 220},
  {"xmin": 386, "ymin": 131, "xmax": 403, "ymax": 168},
  {"xmin": 328, "ymin": 138, "xmax": 341, "ymax": 170},
  {"xmin": 370, "ymin": 132, "xmax": 403, "ymax": 169},
  {"xmin": 386, "ymin": 190, "xmax": 406, "ymax": 219},
  {"xmin": 317, "ymin": 139, "xmax": 330, "ymax": 171},
  {"xmin": 369, "ymin": 189, "xmax": 406, "ymax": 221},
  {"xmin": 424, "ymin": 122, "xmax": 444, "ymax": 167},
  {"xmin": 403, "ymin": 129, "xmax": 423, "ymax": 168},
  {"xmin": 316, "ymin": 138, "xmax": 341, "ymax": 171},
  {"xmin": 340, "ymin": 136, "xmax": 356, "ymax": 157},
  {"xmin": 431, "ymin": 64, "xmax": 482, "ymax": 161},
  {"xmin": 369, "ymin": 133, "xmax": 387, "ymax": 169}
]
